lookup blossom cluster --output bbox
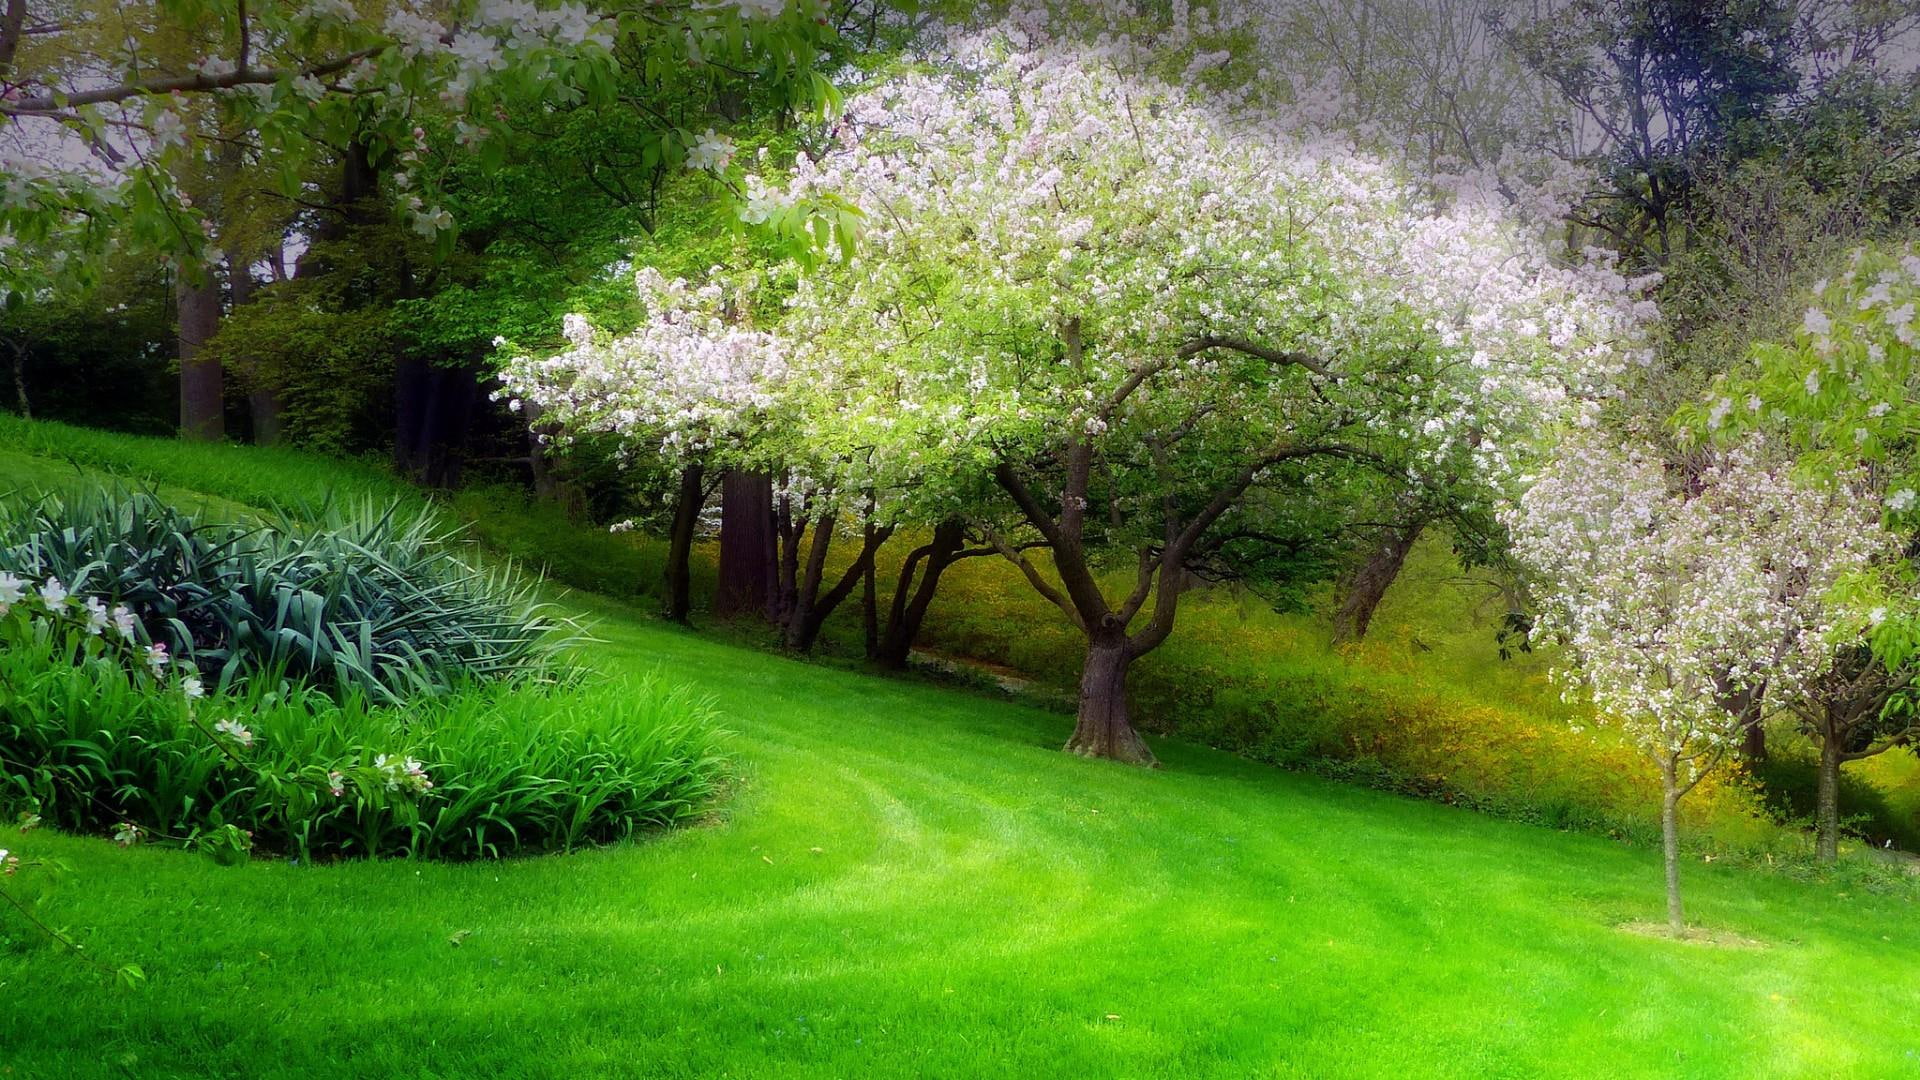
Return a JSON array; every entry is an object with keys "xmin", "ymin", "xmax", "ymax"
[
  {"xmin": 495, "ymin": 267, "xmax": 790, "ymax": 464},
  {"xmin": 375, "ymin": 754, "xmax": 434, "ymax": 794},
  {"xmin": 1704, "ymin": 243, "xmax": 1920, "ymax": 521}
]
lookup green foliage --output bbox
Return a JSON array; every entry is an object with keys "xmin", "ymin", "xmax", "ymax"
[
  {"xmin": 0, "ymin": 486, "xmax": 569, "ymax": 703},
  {"xmin": 201, "ymin": 270, "xmax": 401, "ymax": 457},
  {"xmin": 0, "ymin": 623, "xmax": 724, "ymax": 861}
]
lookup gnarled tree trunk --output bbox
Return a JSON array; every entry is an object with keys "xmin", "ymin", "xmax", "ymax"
[
  {"xmin": 1067, "ymin": 635, "xmax": 1157, "ymax": 766},
  {"xmin": 781, "ymin": 514, "xmax": 894, "ymax": 654},
  {"xmin": 1332, "ymin": 520, "xmax": 1422, "ymax": 643},
  {"xmin": 875, "ymin": 518, "xmax": 970, "ymax": 669}
]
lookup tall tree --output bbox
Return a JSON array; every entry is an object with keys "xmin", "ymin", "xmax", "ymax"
[{"xmin": 768, "ymin": 30, "xmax": 1652, "ymax": 764}]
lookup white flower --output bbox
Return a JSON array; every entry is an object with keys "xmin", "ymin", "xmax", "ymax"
[
  {"xmin": 38, "ymin": 578, "xmax": 67, "ymax": 608},
  {"xmin": 212, "ymin": 717, "xmax": 250, "ymax": 745},
  {"xmin": 0, "ymin": 571, "xmax": 22, "ymax": 612},
  {"xmin": 327, "ymin": 771, "xmax": 347, "ymax": 798},
  {"xmin": 686, "ymin": 129, "xmax": 735, "ymax": 174},
  {"xmin": 1802, "ymin": 307, "xmax": 1832, "ymax": 337},
  {"xmin": 1803, "ymin": 369, "xmax": 1821, "ymax": 396},
  {"xmin": 110, "ymin": 604, "xmax": 137, "ymax": 638},
  {"xmin": 84, "ymin": 596, "xmax": 110, "ymax": 635},
  {"xmin": 1888, "ymin": 488, "xmax": 1915, "ymax": 513},
  {"xmin": 1869, "ymin": 607, "xmax": 1888, "ymax": 625},
  {"xmin": 144, "ymin": 643, "xmax": 170, "ymax": 677},
  {"xmin": 450, "ymin": 31, "xmax": 506, "ymax": 72},
  {"xmin": 182, "ymin": 676, "xmax": 206, "ymax": 700}
]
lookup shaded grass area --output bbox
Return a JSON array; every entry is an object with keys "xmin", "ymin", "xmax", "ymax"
[{"xmin": 4, "ymin": 597, "xmax": 1920, "ymax": 1078}]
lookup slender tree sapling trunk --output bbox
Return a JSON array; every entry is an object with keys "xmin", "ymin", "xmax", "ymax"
[
  {"xmin": 1816, "ymin": 736, "xmax": 1842, "ymax": 863},
  {"xmin": 1658, "ymin": 755, "xmax": 1686, "ymax": 935}
]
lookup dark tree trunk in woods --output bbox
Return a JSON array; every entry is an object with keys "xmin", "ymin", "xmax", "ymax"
[
  {"xmin": 1332, "ymin": 520, "xmax": 1423, "ymax": 643},
  {"xmin": 664, "ymin": 462, "xmax": 705, "ymax": 624},
  {"xmin": 1714, "ymin": 680, "xmax": 1767, "ymax": 765},
  {"xmin": 394, "ymin": 361, "xmax": 480, "ymax": 488},
  {"xmin": 876, "ymin": 517, "xmax": 972, "ymax": 670},
  {"xmin": 773, "ymin": 494, "xmax": 803, "ymax": 625},
  {"xmin": 248, "ymin": 391, "xmax": 284, "ymax": 446},
  {"xmin": 1742, "ymin": 714, "xmax": 1767, "ymax": 764},
  {"xmin": 715, "ymin": 472, "xmax": 777, "ymax": 620},
  {"xmin": 176, "ymin": 272, "xmax": 224, "ymax": 441},
  {"xmin": 783, "ymin": 515, "xmax": 834, "ymax": 651},
  {"xmin": 1067, "ymin": 636, "xmax": 1156, "ymax": 765},
  {"xmin": 8, "ymin": 341, "xmax": 28, "ymax": 419}
]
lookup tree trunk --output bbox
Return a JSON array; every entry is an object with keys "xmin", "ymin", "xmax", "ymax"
[
  {"xmin": 784, "ymin": 521, "xmax": 893, "ymax": 655},
  {"xmin": 1741, "ymin": 714, "xmax": 1767, "ymax": 764},
  {"xmin": 248, "ymin": 391, "xmax": 284, "ymax": 446},
  {"xmin": 1659, "ymin": 761, "xmax": 1686, "ymax": 936},
  {"xmin": 8, "ymin": 341, "xmax": 28, "ymax": 419},
  {"xmin": 877, "ymin": 518, "xmax": 968, "ymax": 670},
  {"xmin": 862, "ymin": 521, "xmax": 880, "ymax": 659},
  {"xmin": 227, "ymin": 250, "xmax": 285, "ymax": 447},
  {"xmin": 663, "ymin": 462, "xmax": 705, "ymax": 624},
  {"xmin": 715, "ymin": 472, "xmax": 776, "ymax": 620},
  {"xmin": 1816, "ymin": 734, "xmax": 1842, "ymax": 863},
  {"xmin": 782, "ymin": 515, "xmax": 834, "ymax": 651},
  {"xmin": 1332, "ymin": 520, "xmax": 1422, "ymax": 643},
  {"xmin": 1066, "ymin": 638, "xmax": 1158, "ymax": 767},
  {"xmin": 176, "ymin": 271, "xmax": 224, "ymax": 442}
]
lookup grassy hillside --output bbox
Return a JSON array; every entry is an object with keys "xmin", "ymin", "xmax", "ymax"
[
  {"xmin": 2, "ymin": 421, "xmax": 1919, "ymax": 1076},
  {"xmin": 4, "ymin": 592, "xmax": 1920, "ymax": 1077}
]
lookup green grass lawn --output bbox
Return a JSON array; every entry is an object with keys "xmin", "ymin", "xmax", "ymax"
[{"xmin": 4, "ymin": 585, "xmax": 1919, "ymax": 1078}]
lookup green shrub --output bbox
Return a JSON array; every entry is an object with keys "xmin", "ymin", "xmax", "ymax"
[
  {"xmin": 0, "ymin": 620, "xmax": 724, "ymax": 860},
  {"xmin": 0, "ymin": 487, "xmax": 570, "ymax": 703}
]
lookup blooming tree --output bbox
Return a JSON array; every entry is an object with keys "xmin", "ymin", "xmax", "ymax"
[
  {"xmin": 1686, "ymin": 241, "xmax": 1920, "ymax": 857},
  {"xmin": 1508, "ymin": 436, "xmax": 1888, "ymax": 928},
  {"xmin": 496, "ymin": 267, "xmax": 789, "ymax": 622},
  {"xmin": 750, "ymin": 30, "xmax": 1650, "ymax": 765}
]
